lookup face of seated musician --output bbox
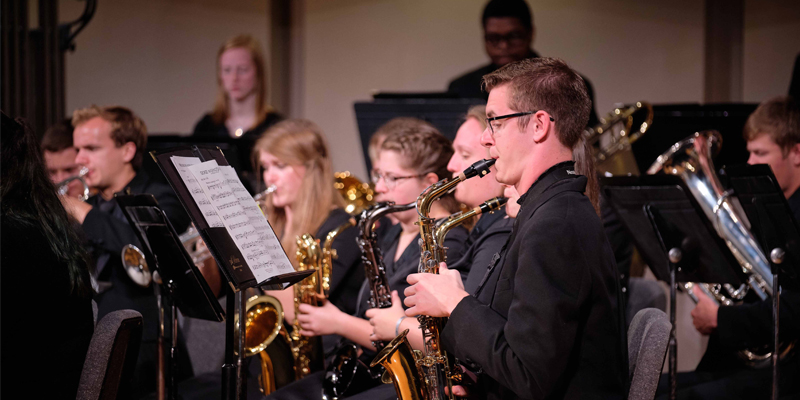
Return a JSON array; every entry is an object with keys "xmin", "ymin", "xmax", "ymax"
[
  {"xmin": 74, "ymin": 116, "xmax": 137, "ymax": 200},
  {"xmin": 747, "ymin": 134, "xmax": 800, "ymax": 199},
  {"xmin": 45, "ymin": 147, "xmax": 83, "ymax": 198},
  {"xmin": 259, "ymin": 150, "xmax": 306, "ymax": 208},
  {"xmin": 448, "ymin": 112, "xmax": 504, "ymax": 209},
  {"xmin": 484, "ymin": 16, "xmax": 533, "ymax": 67},
  {"xmin": 373, "ymin": 149, "xmax": 438, "ymax": 226}
]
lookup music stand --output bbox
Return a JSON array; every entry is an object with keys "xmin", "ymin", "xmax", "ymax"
[
  {"xmin": 602, "ymin": 174, "xmax": 748, "ymax": 400},
  {"xmin": 116, "ymin": 194, "xmax": 224, "ymax": 400},
  {"xmin": 722, "ymin": 164, "xmax": 800, "ymax": 399},
  {"xmin": 150, "ymin": 145, "xmax": 313, "ymax": 400}
]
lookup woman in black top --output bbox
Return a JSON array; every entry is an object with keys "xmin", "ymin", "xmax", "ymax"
[
  {"xmin": 264, "ymin": 119, "xmax": 468, "ymax": 399},
  {"xmin": 1, "ymin": 113, "xmax": 94, "ymax": 400},
  {"xmin": 254, "ymin": 119, "xmax": 364, "ymax": 350},
  {"xmin": 193, "ymin": 34, "xmax": 282, "ymax": 190}
]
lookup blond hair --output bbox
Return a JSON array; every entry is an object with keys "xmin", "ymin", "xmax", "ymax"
[
  {"xmin": 253, "ymin": 119, "xmax": 343, "ymax": 260},
  {"xmin": 72, "ymin": 105, "xmax": 148, "ymax": 169},
  {"xmin": 212, "ymin": 34, "xmax": 273, "ymax": 128}
]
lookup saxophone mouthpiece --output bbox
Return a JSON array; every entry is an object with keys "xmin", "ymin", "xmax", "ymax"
[
  {"xmin": 478, "ymin": 196, "xmax": 509, "ymax": 214},
  {"xmin": 462, "ymin": 158, "xmax": 496, "ymax": 180}
]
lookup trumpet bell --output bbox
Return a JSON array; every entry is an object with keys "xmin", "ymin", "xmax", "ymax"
[{"xmin": 121, "ymin": 244, "xmax": 152, "ymax": 287}]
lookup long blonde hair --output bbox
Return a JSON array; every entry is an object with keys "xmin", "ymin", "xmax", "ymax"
[
  {"xmin": 211, "ymin": 34, "xmax": 273, "ymax": 127},
  {"xmin": 253, "ymin": 119, "xmax": 344, "ymax": 260}
]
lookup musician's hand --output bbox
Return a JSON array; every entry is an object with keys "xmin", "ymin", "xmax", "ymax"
[
  {"xmin": 59, "ymin": 195, "xmax": 92, "ymax": 224},
  {"xmin": 446, "ymin": 385, "xmax": 469, "ymax": 397},
  {"xmin": 404, "ymin": 263, "xmax": 468, "ymax": 318},
  {"xmin": 366, "ymin": 291, "xmax": 406, "ymax": 342},
  {"xmin": 691, "ymin": 291, "xmax": 719, "ymax": 335},
  {"xmin": 297, "ymin": 299, "xmax": 343, "ymax": 337}
]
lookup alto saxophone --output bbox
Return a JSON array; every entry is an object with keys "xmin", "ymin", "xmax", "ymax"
[
  {"xmin": 291, "ymin": 218, "xmax": 358, "ymax": 378},
  {"xmin": 372, "ymin": 159, "xmax": 497, "ymax": 400},
  {"xmin": 321, "ymin": 201, "xmax": 416, "ymax": 400},
  {"xmin": 293, "ymin": 234, "xmax": 326, "ymax": 378}
]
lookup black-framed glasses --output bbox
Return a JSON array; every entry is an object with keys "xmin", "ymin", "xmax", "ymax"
[
  {"xmin": 370, "ymin": 171, "xmax": 424, "ymax": 189},
  {"xmin": 484, "ymin": 32, "xmax": 528, "ymax": 47},
  {"xmin": 485, "ymin": 111, "xmax": 554, "ymax": 136}
]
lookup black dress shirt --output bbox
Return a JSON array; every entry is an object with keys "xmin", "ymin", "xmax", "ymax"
[{"xmin": 442, "ymin": 161, "xmax": 628, "ymax": 400}]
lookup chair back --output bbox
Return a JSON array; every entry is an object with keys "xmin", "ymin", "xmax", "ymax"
[
  {"xmin": 628, "ymin": 308, "xmax": 671, "ymax": 400},
  {"xmin": 77, "ymin": 309, "xmax": 143, "ymax": 400}
]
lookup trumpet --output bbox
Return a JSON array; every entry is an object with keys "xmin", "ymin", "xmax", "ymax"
[
  {"xmin": 56, "ymin": 166, "xmax": 90, "ymax": 201},
  {"xmin": 254, "ymin": 184, "xmax": 277, "ymax": 210}
]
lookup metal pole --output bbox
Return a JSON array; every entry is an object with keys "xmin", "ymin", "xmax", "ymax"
[
  {"xmin": 668, "ymin": 248, "xmax": 682, "ymax": 400},
  {"xmin": 770, "ymin": 248, "xmax": 784, "ymax": 400}
]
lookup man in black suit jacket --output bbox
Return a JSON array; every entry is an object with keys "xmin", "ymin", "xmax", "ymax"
[
  {"xmin": 404, "ymin": 57, "xmax": 628, "ymax": 399},
  {"xmin": 62, "ymin": 105, "xmax": 192, "ymax": 397}
]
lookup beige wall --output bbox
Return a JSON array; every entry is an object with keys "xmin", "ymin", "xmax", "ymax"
[
  {"xmin": 61, "ymin": 0, "xmax": 270, "ymax": 134},
  {"xmin": 743, "ymin": 0, "xmax": 800, "ymax": 102},
  {"xmin": 302, "ymin": 0, "xmax": 707, "ymax": 178},
  {"xmin": 60, "ymin": 0, "xmax": 800, "ymax": 178}
]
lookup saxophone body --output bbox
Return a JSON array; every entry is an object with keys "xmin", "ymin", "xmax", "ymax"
[
  {"xmin": 292, "ymin": 234, "xmax": 326, "ymax": 379},
  {"xmin": 373, "ymin": 159, "xmax": 496, "ymax": 400}
]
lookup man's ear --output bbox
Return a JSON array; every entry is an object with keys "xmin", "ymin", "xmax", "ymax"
[
  {"xmin": 422, "ymin": 171, "xmax": 440, "ymax": 186},
  {"xmin": 121, "ymin": 141, "xmax": 137, "ymax": 164},
  {"xmin": 530, "ymin": 111, "xmax": 552, "ymax": 143},
  {"xmin": 789, "ymin": 143, "xmax": 800, "ymax": 167}
]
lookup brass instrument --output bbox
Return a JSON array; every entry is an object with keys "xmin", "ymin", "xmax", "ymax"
[
  {"xmin": 322, "ymin": 200, "xmax": 416, "ymax": 400},
  {"xmin": 373, "ymin": 159, "xmax": 497, "ymax": 400},
  {"xmin": 335, "ymin": 171, "xmax": 375, "ymax": 215},
  {"xmin": 290, "ymin": 233, "xmax": 326, "ymax": 379},
  {"xmin": 57, "ymin": 166, "xmax": 91, "ymax": 200},
  {"xmin": 233, "ymin": 294, "xmax": 287, "ymax": 394},
  {"xmin": 585, "ymin": 101, "xmax": 653, "ymax": 175},
  {"xmin": 121, "ymin": 244, "xmax": 153, "ymax": 287},
  {"xmin": 649, "ymin": 130, "xmax": 795, "ymax": 367}
]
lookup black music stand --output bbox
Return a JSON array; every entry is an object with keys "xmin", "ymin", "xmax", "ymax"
[
  {"xmin": 150, "ymin": 145, "xmax": 313, "ymax": 400},
  {"xmin": 602, "ymin": 174, "xmax": 748, "ymax": 400},
  {"xmin": 722, "ymin": 164, "xmax": 800, "ymax": 400},
  {"xmin": 116, "ymin": 194, "xmax": 224, "ymax": 400}
]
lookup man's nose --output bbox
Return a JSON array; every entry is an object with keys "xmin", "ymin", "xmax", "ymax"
[
  {"xmin": 480, "ymin": 128, "xmax": 494, "ymax": 148},
  {"xmin": 747, "ymin": 153, "xmax": 756, "ymax": 165},
  {"xmin": 75, "ymin": 151, "xmax": 88, "ymax": 166}
]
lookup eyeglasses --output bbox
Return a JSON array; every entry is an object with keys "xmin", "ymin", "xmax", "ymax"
[
  {"xmin": 484, "ymin": 32, "xmax": 528, "ymax": 47},
  {"xmin": 485, "ymin": 111, "xmax": 555, "ymax": 136},
  {"xmin": 370, "ymin": 171, "xmax": 424, "ymax": 189}
]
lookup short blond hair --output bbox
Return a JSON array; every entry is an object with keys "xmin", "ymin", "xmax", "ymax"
[{"xmin": 72, "ymin": 105, "xmax": 148, "ymax": 169}]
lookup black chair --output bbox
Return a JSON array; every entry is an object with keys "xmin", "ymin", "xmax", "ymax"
[
  {"xmin": 76, "ymin": 309, "xmax": 144, "ymax": 400},
  {"xmin": 628, "ymin": 308, "xmax": 671, "ymax": 400}
]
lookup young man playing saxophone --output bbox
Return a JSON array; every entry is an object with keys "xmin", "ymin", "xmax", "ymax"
[{"xmin": 403, "ymin": 57, "xmax": 628, "ymax": 400}]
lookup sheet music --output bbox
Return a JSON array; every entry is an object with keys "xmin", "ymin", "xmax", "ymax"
[
  {"xmin": 170, "ymin": 156, "xmax": 224, "ymax": 228},
  {"xmin": 187, "ymin": 160, "xmax": 294, "ymax": 282}
]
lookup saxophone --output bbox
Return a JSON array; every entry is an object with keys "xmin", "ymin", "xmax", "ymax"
[
  {"xmin": 292, "ymin": 234, "xmax": 326, "ymax": 379},
  {"xmin": 372, "ymin": 159, "xmax": 497, "ymax": 400},
  {"xmin": 321, "ymin": 201, "xmax": 416, "ymax": 400},
  {"xmin": 290, "ymin": 217, "xmax": 358, "ymax": 378}
]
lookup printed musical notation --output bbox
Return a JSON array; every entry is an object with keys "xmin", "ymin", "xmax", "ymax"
[
  {"xmin": 170, "ymin": 156, "xmax": 224, "ymax": 228},
  {"xmin": 176, "ymin": 158, "xmax": 294, "ymax": 283}
]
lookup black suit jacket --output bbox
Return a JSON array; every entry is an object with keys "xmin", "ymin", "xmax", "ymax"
[{"xmin": 441, "ymin": 162, "xmax": 628, "ymax": 400}]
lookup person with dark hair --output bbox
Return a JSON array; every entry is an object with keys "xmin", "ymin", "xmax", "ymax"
[
  {"xmin": 405, "ymin": 57, "xmax": 628, "ymax": 399},
  {"xmin": 447, "ymin": 0, "xmax": 599, "ymax": 126},
  {"xmin": 659, "ymin": 96, "xmax": 800, "ymax": 399},
  {"xmin": 63, "ymin": 105, "xmax": 193, "ymax": 397},
  {"xmin": 1, "ymin": 112, "xmax": 94, "ymax": 400},
  {"xmin": 41, "ymin": 118, "xmax": 87, "ymax": 198}
]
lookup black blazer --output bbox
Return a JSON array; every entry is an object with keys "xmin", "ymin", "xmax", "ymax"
[
  {"xmin": 455, "ymin": 206, "xmax": 514, "ymax": 294},
  {"xmin": 441, "ymin": 161, "xmax": 628, "ymax": 400}
]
